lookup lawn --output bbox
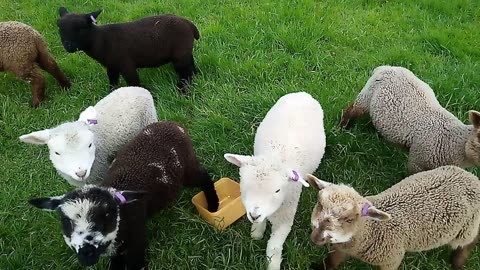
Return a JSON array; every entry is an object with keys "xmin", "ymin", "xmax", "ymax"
[{"xmin": 1, "ymin": 0, "xmax": 480, "ymax": 269}]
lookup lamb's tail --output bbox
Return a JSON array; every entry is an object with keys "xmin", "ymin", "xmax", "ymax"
[
  {"xmin": 185, "ymin": 19, "xmax": 200, "ymax": 40},
  {"xmin": 35, "ymin": 38, "xmax": 71, "ymax": 88}
]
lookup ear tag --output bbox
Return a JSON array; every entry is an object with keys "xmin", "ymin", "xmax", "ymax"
[
  {"xmin": 289, "ymin": 170, "xmax": 310, "ymax": 187},
  {"xmin": 114, "ymin": 191, "xmax": 126, "ymax": 204},
  {"xmin": 90, "ymin": 15, "xmax": 97, "ymax": 25},
  {"xmin": 86, "ymin": 119, "xmax": 98, "ymax": 125}
]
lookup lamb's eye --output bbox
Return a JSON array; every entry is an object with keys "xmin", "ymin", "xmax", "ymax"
[
  {"xmin": 88, "ymin": 143, "xmax": 92, "ymax": 148},
  {"xmin": 275, "ymin": 189, "xmax": 280, "ymax": 193},
  {"xmin": 55, "ymin": 152, "xmax": 60, "ymax": 156},
  {"xmin": 344, "ymin": 218, "xmax": 354, "ymax": 223}
]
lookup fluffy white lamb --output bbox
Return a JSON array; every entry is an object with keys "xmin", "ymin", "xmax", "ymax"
[
  {"xmin": 19, "ymin": 86, "xmax": 157, "ymax": 186},
  {"xmin": 225, "ymin": 92, "xmax": 326, "ymax": 270}
]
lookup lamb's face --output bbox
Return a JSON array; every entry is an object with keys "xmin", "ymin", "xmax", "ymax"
[
  {"xmin": 57, "ymin": 8, "xmax": 101, "ymax": 53},
  {"xmin": 48, "ymin": 124, "xmax": 96, "ymax": 184},
  {"xmin": 310, "ymin": 185, "xmax": 361, "ymax": 245},
  {"xmin": 306, "ymin": 174, "xmax": 391, "ymax": 246},
  {"xmin": 466, "ymin": 110, "xmax": 480, "ymax": 166},
  {"xmin": 238, "ymin": 160, "xmax": 290, "ymax": 223},
  {"xmin": 29, "ymin": 186, "xmax": 147, "ymax": 267},
  {"xmin": 59, "ymin": 187, "xmax": 119, "ymax": 266}
]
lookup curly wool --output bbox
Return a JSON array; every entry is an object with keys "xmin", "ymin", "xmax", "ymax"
[
  {"xmin": 335, "ymin": 166, "xmax": 480, "ymax": 268},
  {"xmin": 0, "ymin": 21, "xmax": 70, "ymax": 107},
  {"xmin": 341, "ymin": 66, "xmax": 480, "ymax": 173}
]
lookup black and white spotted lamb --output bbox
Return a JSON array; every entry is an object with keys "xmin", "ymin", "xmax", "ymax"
[
  {"xmin": 29, "ymin": 121, "xmax": 219, "ymax": 269},
  {"xmin": 57, "ymin": 7, "xmax": 200, "ymax": 92}
]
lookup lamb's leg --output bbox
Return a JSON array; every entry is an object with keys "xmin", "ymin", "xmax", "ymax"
[
  {"xmin": 37, "ymin": 52, "xmax": 71, "ymax": 89},
  {"xmin": 17, "ymin": 66, "xmax": 45, "ymax": 108},
  {"xmin": 107, "ymin": 68, "xmax": 120, "ymax": 89},
  {"xmin": 125, "ymin": 209, "xmax": 148, "ymax": 270},
  {"xmin": 311, "ymin": 248, "xmax": 348, "ymax": 270},
  {"xmin": 450, "ymin": 233, "xmax": 479, "ymax": 270},
  {"xmin": 121, "ymin": 67, "xmax": 141, "ymax": 87},
  {"xmin": 185, "ymin": 165, "xmax": 219, "ymax": 212},
  {"xmin": 173, "ymin": 55, "xmax": 195, "ymax": 94},
  {"xmin": 251, "ymin": 219, "xmax": 267, "ymax": 240},
  {"xmin": 109, "ymin": 254, "xmax": 126, "ymax": 270},
  {"xmin": 379, "ymin": 259, "xmax": 402, "ymax": 270},
  {"xmin": 266, "ymin": 222, "xmax": 292, "ymax": 270},
  {"xmin": 339, "ymin": 103, "xmax": 367, "ymax": 129}
]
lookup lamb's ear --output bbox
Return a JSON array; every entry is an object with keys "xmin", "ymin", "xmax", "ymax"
[
  {"xmin": 29, "ymin": 195, "xmax": 64, "ymax": 211},
  {"xmin": 19, "ymin": 129, "xmax": 51, "ymax": 145},
  {"xmin": 86, "ymin": 9, "xmax": 102, "ymax": 24},
  {"xmin": 224, "ymin": 153, "xmax": 251, "ymax": 167},
  {"xmin": 78, "ymin": 106, "xmax": 98, "ymax": 126},
  {"xmin": 305, "ymin": 174, "xmax": 331, "ymax": 191},
  {"xmin": 59, "ymin": 7, "xmax": 68, "ymax": 17},
  {"xmin": 469, "ymin": 110, "xmax": 480, "ymax": 129},
  {"xmin": 115, "ymin": 191, "xmax": 148, "ymax": 205},
  {"xmin": 364, "ymin": 205, "xmax": 391, "ymax": 221}
]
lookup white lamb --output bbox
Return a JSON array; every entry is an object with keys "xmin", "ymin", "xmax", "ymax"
[
  {"xmin": 19, "ymin": 86, "xmax": 157, "ymax": 187},
  {"xmin": 224, "ymin": 92, "xmax": 326, "ymax": 270}
]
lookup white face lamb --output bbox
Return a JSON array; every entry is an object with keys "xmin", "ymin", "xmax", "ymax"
[{"xmin": 49, "ymin": 128, "xmax": 96, "ymax": 183}]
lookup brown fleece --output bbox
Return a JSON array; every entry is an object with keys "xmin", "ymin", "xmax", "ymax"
[{"xmin": 0, "ymin": 21, "xmax": 70, "ymax": 107}]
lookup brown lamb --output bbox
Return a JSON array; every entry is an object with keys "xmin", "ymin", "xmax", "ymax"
[{"xmin": 0, "ymin": 21, "xmax": 71, "ymax": 107}]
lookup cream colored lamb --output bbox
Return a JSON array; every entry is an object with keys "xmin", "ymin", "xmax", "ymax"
[
  {"xmin": 225, "ymin": 92, "xmax": 326, "ymax": 270},
  {"xmin": 340, "ymin": 65, "xmax": 480, "ymax": 174},
  {"xmin": 306, "ymin": 166, "xmax": 480, "ymax": 270}
]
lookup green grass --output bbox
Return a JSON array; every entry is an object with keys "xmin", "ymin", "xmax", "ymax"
[{"xmin": 1, "ymin": 0, "xmax": 480, "ymax": 269}]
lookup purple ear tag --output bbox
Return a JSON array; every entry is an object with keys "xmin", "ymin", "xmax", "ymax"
[
  {"xmin": 290, "ymin": 170, "xmax": 310, "ymax": 187},
  {"xmin": 361, "ymin": 203, "xmax": 371, "ymax": 216},
  {"xmin": 114, "ymin": 191, "xmax": 127, "ymax": 204},
  {"xmin": 87, "ymin": 119, "xmax": 98, "ymax": 125},
  {"xmin": 90, "ymin": 15, "xmax": 97, "ymax": 25}
]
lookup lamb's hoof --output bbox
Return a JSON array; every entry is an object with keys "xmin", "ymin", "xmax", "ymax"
[
  {"xmin": 61, "ymin": 80, "xmax": 72, "ymax": 89},
  {"xmin": 251, "ymin": 231, "xmax": 264, "ymax": 240},
  {"xmin": 31, "ymin": 100, "xmax": 41, "ymax": 108},
  {"xmin": 207, "ymin": 203, "xmax": 219, "ymax": 213},
  {"xmin": 267, "ymin": 260, "xmax": 281, "ymax": 270},
  {"xmin": 176, "ymin": 81, "xmax": 190, "ymax": 95}
]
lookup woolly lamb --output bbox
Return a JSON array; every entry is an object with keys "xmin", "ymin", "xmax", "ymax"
[
  {"xmin": 29, "ymin": 121, "xmax": 219, "ymax": 269},
  {"xmin": 306, "ymin": 166, "xmax": 480, "ymax": 270},
  {"xmin": 57, "ymin": 7, "xmax": 199, "ymax": 93},
  {"xmin": 0, "ymin": 21, "xmax": 71, "ymax": 107},
  {"xmin": 224, "ymin": 92, "xmax": 326, "ymax": 270},
  {"xmin": 340, "ymin": 65, "xmax": 480, "ymax": 174},
  {"xmin": 19, "ymin": 86, "xmax": 157, "ymax": 186}
]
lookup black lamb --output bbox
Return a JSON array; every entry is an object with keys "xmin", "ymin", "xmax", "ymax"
[
  {"xmin": 29, "ymin": 121, "xmax": 219, "ymax": 269},
  {"xmin": 57, "ymin": 7, "xmax": 200, "ymax": 93}
]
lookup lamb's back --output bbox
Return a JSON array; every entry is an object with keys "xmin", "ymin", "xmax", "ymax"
[
  {"xmin": 254, "ymin": 92, "xmax": 325, "ymax": 171},
  {"xmin": 0, "ymin": 21, "xmax": 42, "ymax": 68},
  {"xmin": 88, "ymin": 87, "xmax": 157, "ymax": 183},
  {"xmin": 368, "ymin": 66, "xmax": 462, "ymax": 147},
  {"xmin": 365, "ymin": 166, "xmax": 480, "ymax": 251}
]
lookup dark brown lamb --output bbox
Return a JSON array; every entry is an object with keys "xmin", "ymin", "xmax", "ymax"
[
  {"xmin": 57, "ymin": 7, "xmax": 200, "ymax": 93},
  {"xmin": 0, "ymin": 21, "xmax": 71, "ymax": 107}
]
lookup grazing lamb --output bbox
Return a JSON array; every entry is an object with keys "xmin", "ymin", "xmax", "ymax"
[
  {"xmin": 19, "ymin": 86, "xmax": 157, "ymax": 186},
  {"xmin": 340, "ymin": 65, "xmax": 480, "ymax": 174},
  {"xmin": 306, "ymin": 166, "xmax": 480, "ymax": 270},
  {"xmin": 57, "ymin": 7, "xmax": 200, "ymax": 93},
  {"xmin": 29, "ymin": 121, "xmax": 219, "ymax": 269},
  {"xmin": 224, "ymin": 92, "xmax": 326, "ymax": 270},
  {"xmin": 0, "ymin": 21, "xmax": 71, "ymax": 107}
]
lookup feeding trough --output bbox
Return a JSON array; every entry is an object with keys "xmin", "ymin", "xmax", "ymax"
[{"xmin": 192, "ymin": 177, "xmax": 246, "ymax": 230}]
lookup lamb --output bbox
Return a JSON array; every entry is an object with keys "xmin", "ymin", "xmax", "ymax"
[
  {"xmin": 28, "ymin": 121, "xmax": 219, "ymax": 269},
  {"xmin": 19, "ymin": 86, "xmax": 157, "ymax": 186},
  {"xmin": 0, "ymin": 21, "xmax": 71, "ymax": 107},
  {"xmin": 306, "ymin": 165, "xmax": 480, "ymax": 270},
  {"xmin": 340, "ymin": 65, "xmax": 480, "ymax": 174},
  {"xmin": 224, "ymin": 92, "xmax": 326, "ymax": 270},
  {"xmin": 57, "ymin": 7, "xmax": 200, "ymax": 93}
]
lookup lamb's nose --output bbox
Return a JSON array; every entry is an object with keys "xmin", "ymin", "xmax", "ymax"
[
  {"xmin": 76, "ymin": 169, "xmax": 87, "ymax": 178},
  {"xmin": 249, "ymin": 212, "xmax": 261, "ymax": 221}
]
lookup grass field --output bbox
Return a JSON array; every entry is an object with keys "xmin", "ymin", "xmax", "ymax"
[{"xmin": 1, "ymin": 0, "xmax": 480, "ymax": 269}]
